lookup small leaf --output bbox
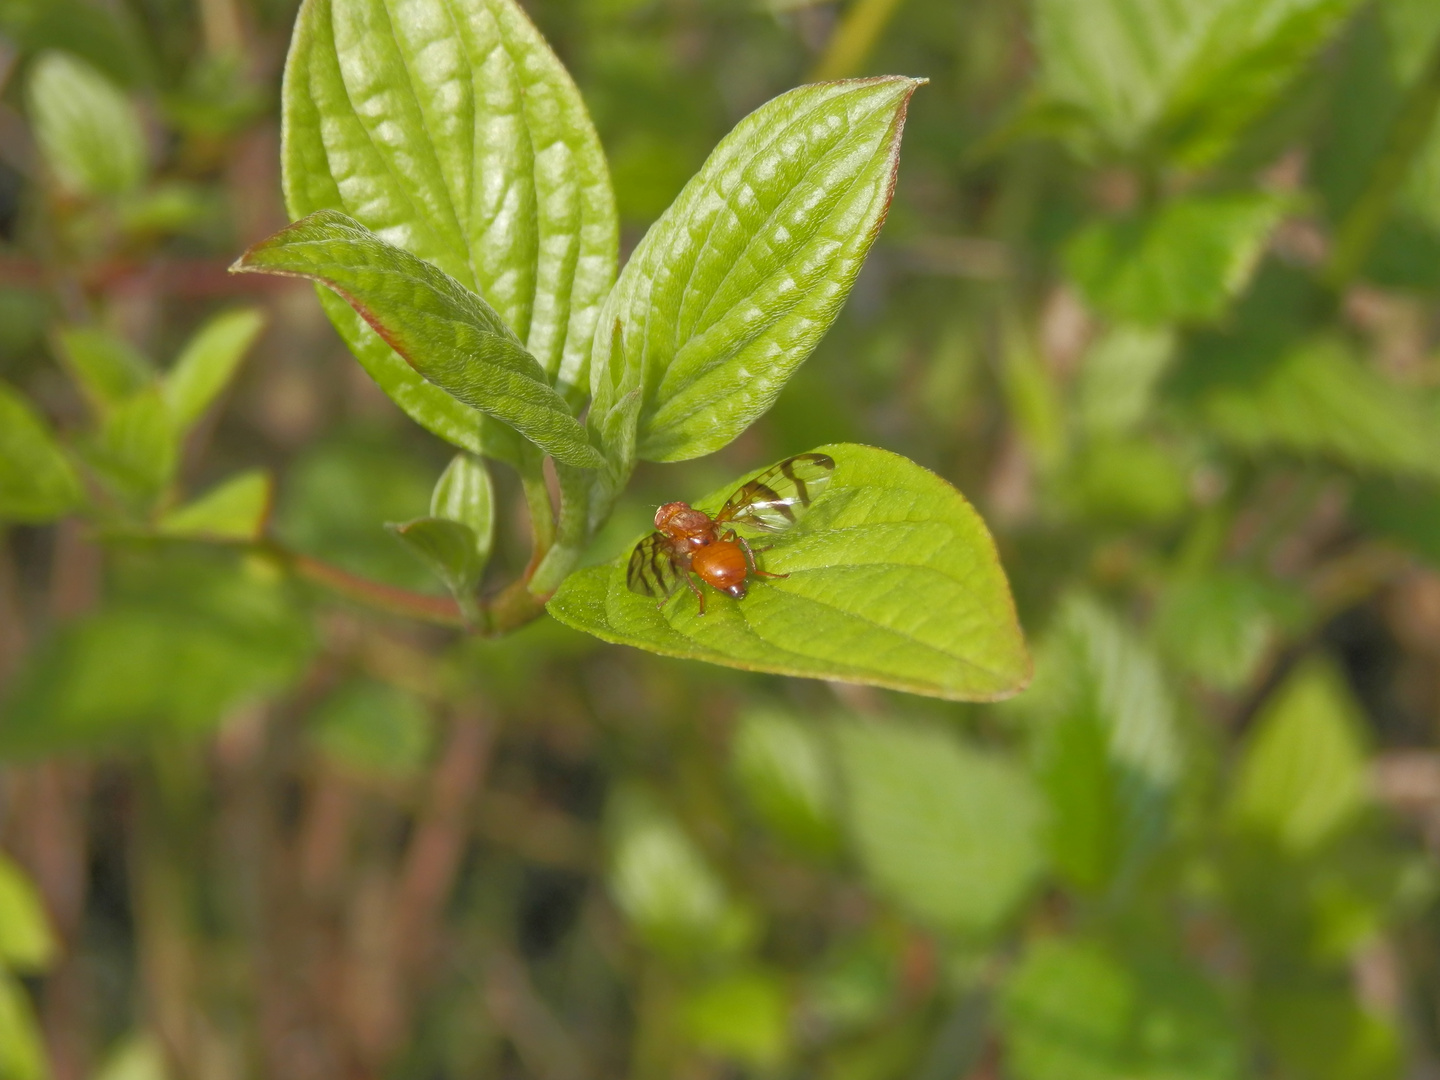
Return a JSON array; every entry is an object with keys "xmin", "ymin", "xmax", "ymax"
[
  {"xmin": 1078, "ymin": 326, "xmax": 1176, "ymax": 435},
  {"xmin": 430, "ymin": 452, "xmax": 495, "ymax": 568},
  {"xmin": 26, "ymin": 50, "xmax": 147, "ymax": 196},
  {"xmin": 282, "ymin": 0, "xmax": 617, "ymax": 436},
  {"xmin": 387, "ymin": 517, "xmax": 484, "ymax": 600},
  {"xmin": 0, "ymin": 382, "xmax": 82, "ymax": 523},
  {"xmin": 1197, "ymin": 337, "xmax": 1440, "ymax": 477},
  {"xmin": 93, "ymin": 1035, "xmax": 170, "ymax": 1080},
  {"xmin": 0, "ymin": 973, "xmax": 47, "ymax": 1080},
  {"xmin": 834, "ymin": 719, "xmax": 1044, "ymax": 936},
  {"xmin": 1155, "ymin": 571, "xmax": 1304, "ymax": 691},
  {"xmin": 589, "ymin": 77, "xmax": 922, "ymax": 464},
  {"xmin": 52, "ymin": 326, "xmax": 154, "ymax": 412},
  {"xmin": 156, "ymin": 471, "xmax": 272, "ymax": 542},
  {"xmin": 731, "ymin": 707, "xmax": 841, "ymax": 856},
  {"xmin": 232, "ymin": 211, "xmax": 602, "ymax": 469},
  {"xmin": 1229, "ymin": 658, "xmax": 1369, "ymax": 855},
  {"xmin": 547, "ymin": 444, "xmax": 1030, "ymax": 701},
  {"xmin": 1066, "ymin": 194, "xmax": 1285, "ymax": 325},
  {"xmin": 0, "ymin": 855, "xmax": 57, "ymax": 971},
  {"xmin": 163, "ymin": 308, "xmax": 266, "ymax": 430}
]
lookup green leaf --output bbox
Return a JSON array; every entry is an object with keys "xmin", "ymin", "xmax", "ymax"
[
  {"xmin": 1078, "ymin": 325, "xmax": 1176, "ymax": 435},
  {"xmin": 1000, "ymin": 939, "xmax": 1240, "ymax": 1080},
  {"xmin": 1031, "ymin": 0, "xmax": 1357, "ymax": 162},
  {"xmin": 0, "ymin": 561, "xmax": 312, "ymax": 757},
  {"xmin": 1229, "ymin": 658, "xmax": 1369, "ymax": 855},
  {"xmin": 682, "ymin": 969, "xmax": 790, "ymax": 1069},
  {"xmin": 0, "ymin": 855, "xmax": 56, "ymax": 971},
  {"xmin": 308, "ymin": 679, "xmax": 434, "ymax": 780},
  {"xmin": 1198, "ymin": 337, "xmax": 1440, "ymax": 476},
  {"xmin": 232, "ymin": 211, "xmax": 602, "ymax": 469},
  {"xmin": 547, "ymin": 444, "xmax": 1030, "ymax": 701},
  {"xmin": 1154, "ymin": 570, "xmax": 1304, "ymax": 691},
  {"xmin": 156, "ymin": 471, "xmax": 272, "ymax": 542},
  {"xmin": 0, "ymin": 973, "xmax": 48, "ymax": 1080},
  {"xmin": 388, "ymin": 517, "xmax": 484, "ymax": 602},
  {"xmin": 93, "ymin": 1035, "xmax": 170, "ymax": 1080},
  {"xmin": 80, "ymin": 388, "xmax": 178, "ymax": 506},
  {"xmin": 606, "ymin": 787, "xmax": 753, "ymax": 959},
  {"xmin": 731, "ymin": 707, "xmax": 841, "ymax": 857},
  {"xmin": 834, "ymin": 719, "xmax": 1044, "ymax": 936},
  {"xmin": 26, "ymin": 50, "xmax": 147, "ymax": 196},
  {"xmin": 0, "ymin": 382, "xmax": 82, "ymax": 523},
  {"xmin": 1066, "ymin": 194, "xmax": 1286, "ymax": 325},
  {"xmin": 1257, "ymin": 986, "xmax": 1401, "ymax": 1080},
  {"xmin": 430, "ymin": 452, "xmax": 494, "ymax": 566},
  {"xmin": 589, "ymin": 77, "xmax": 921, "ymax": 465},
  {"xmin": 163, "ymin": 308, "xmax": 266, "ymax": 430},
  {"xmin": 281, "ymin": 0, "xmax": 617, "ymax": 438},
  {"xmin": 52, "ymin": 326, "xmax": 155, "ymax": 413},
  {"xmin": 1012, "ymin": 595, "xmax": 1182, "ymax": 890}
]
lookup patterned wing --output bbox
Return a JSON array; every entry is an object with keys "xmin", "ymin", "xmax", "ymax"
[
  {"xmin": 715, "ymin": 453, "xmax": 836, "ymax": 534},
  {"xmin": 626, "ymin": 533, "xmax": 686, "ymax": 599}
]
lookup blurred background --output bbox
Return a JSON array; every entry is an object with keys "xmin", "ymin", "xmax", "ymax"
[{"xmin": 4, "ymin": 0, "xmax": 1440, "ymax": 1077}]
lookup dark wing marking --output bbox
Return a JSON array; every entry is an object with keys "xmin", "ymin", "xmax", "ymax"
[
  {"xmin": 715, "ymin": 453, "xmax": 836, "ymax": 533},
  {"xmin": 626, "ymin": 533, "xmax": 685, "ymax": 599}
]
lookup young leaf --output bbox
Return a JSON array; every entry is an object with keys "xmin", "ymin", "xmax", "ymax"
[
  {"xmin": 282, "ymin": 0, "xmax": 617, "ymax": 432},
  {"xmin": 547, "ymin": 444, "xmax": 1030, "ymax": 701},
  {"xmin": 1065, "ymin": 194, "xmax": 1286, "ymax": 325},
  {"xmin": 387, "ymin": 517, "xmax": 484, "ymax": 600},
  {"xmin": 0, "ymin": 382, "xmax": 83, "ymax": 523},
  {"xmin": 589, "ymin": 77, "xmax": 922, "ymax": 464},
  {"xmin": 0, "ymin": 855, "xmax": 57, "ymax": 971},
  {"xmin": 231, "ymin": 211, "xmax": 602, "ymax": 469},
  {"xmin": 26, "ymin": 50, "xmax": 147, "ymax": 197},
  {"xmin": 1228, "ymin": 659, "xmax": 1369, "ymax": 855},
  {"xmin": 156, "ymin": 471, "xmax": 272, "ymax": 542},
  {"xmin": 163, "ymin": 308, "xmax": 266, "ymax": 430},
  {"xmin": 430, "ymin": 452, "xmax": 495, "ymax": 565},
  {"xmin": 53, "ymin": 326, "xmax": 155, "ymax": 412},
  {"xmin": 835, "ymin": 719, "xmax": 1044, "ymax": 936}
]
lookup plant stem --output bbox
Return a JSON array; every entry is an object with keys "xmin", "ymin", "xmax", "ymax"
[{"xmin": 1326, "ymin": 31, "xmax": 1440, "ymax": 289}]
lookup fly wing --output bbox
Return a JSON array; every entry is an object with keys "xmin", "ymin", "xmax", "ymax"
[
  {"xmin": 626, "ymin": 533, "xmax": 685, "ymax": 599},
  {"xmin": 715, "ymin": 452, "xmax": 836, "ymax": 534}
]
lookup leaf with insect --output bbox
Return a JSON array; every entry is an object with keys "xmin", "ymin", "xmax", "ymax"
[{"xmin": 548, "ymin": 444, "xmax": 1030, "ymax": 701}]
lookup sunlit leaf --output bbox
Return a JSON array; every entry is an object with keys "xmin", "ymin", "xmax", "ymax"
[
  {"xmin": 1229, "ymin": 658, "xmax": 1369, "ymax": 855},
  {"xmin": 0, "ymin": 855, "xmax": 56, "ymax": 972},
  {"xmin": 731, "ymin": 707, "xmax": 841, "ymax": 856},
  {"xmin": 163, "ymin": 308, "xmax": 266, "ymax": 430},
  {"xmin": 92, "ymin": 1035, "xmax": 170, "ymax": 1080},
  {"xmin": 233, "ymin": 212, "xmax": 601, "ymax": 468},
  {"xmin": 589, "ymin": 77, "xmax": 921, "ymax": 465},
  {"xmin": 1155, "ymin": 570, "xmax": 1305, "ymax": 691},
  {"xmin": 156, "ymin": 471, "xmax": 272, "ymax": 542},
  {"xmin": 1078, "ymin": 325, "xmax": 1177, "ymax": 435},
  {"xmin": 26, "ymin": 50, "xmax": 147, "ymax": 197},
  {"xmin": 835, "ymin": 719, "xmax": 1044, "ymax": 936},
  {"xmin": 282, "ymin": 0, "xmax": 616, "ymax": 443},
  {"xmin": 1066, "ymin": 194, "xmax": 1286, "ymax": 325},
  {"xmin": 547, "ymin": 444, "xmax": 1030, "ymax": 701},
  {"xmin": 0, "ymin": 382, "xmax": 82, "ymax": 523}
]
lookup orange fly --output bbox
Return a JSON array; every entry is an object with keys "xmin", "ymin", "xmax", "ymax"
[{"xmin": 626, "ymin": 453, "xmax": 835, "ymax": 615}]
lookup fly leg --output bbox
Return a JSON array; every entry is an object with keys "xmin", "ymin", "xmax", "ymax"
[
  {"xmin": 684, "ymin": 572, "xmax": 707, "ymax": 615},
  {"xmin": 729, "ymin": 531, "xmax": 788, "ymax": 580}
]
